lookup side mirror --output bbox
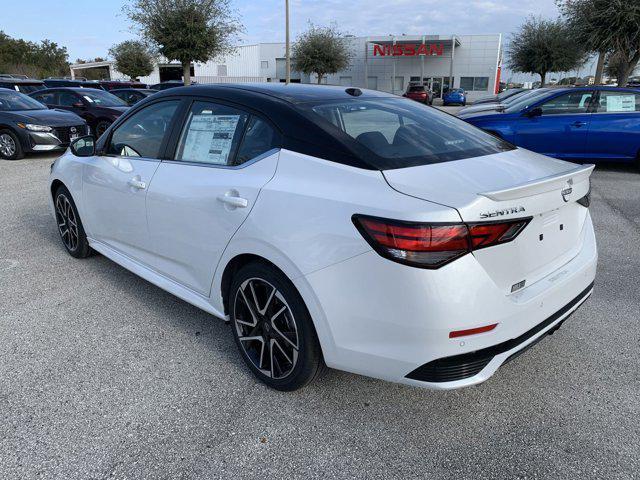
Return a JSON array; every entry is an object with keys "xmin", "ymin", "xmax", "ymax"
[
  {"xmin": 70, "ymin": 135, "xmax": 95, "ymax": 157},
  {"xmin": 526, "ymin": 107, "xmax": 542, "ymax": 118}
]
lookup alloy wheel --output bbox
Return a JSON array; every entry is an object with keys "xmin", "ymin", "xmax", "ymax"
[
  {"xmin": 233, "ymin": 278, "xmax": 299, "ymax": 379},
  {"xmin": 55, "ymin": 194, "xmax": 79, "ymax": 251},
  {"xmin": 0, "ymin": 133, "xmax": 16, "ymax": 157}
]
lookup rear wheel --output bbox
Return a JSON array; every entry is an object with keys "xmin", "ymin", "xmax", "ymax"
[
  {"xmin": 54, "ymin": 186, "xmax": 92, "ymax": 258},
  {"xmin": 228, "ymin": 262, "xmax": 325, "ymax": 391},
  {"xmin": 0, "ymin": 129, "xmax": 24, "ymax": 160}
]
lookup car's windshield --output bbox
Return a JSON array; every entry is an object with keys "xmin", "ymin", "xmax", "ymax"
[
  {"xmin": 304, "ymin": 97, "xmax": 514, "ymax": 170},
  {"xmin": 497, "ymin": 89, "xmax": 522, "ymax": 101},
  {"xmin": 504, "ymin": 88, "xmax": 551, "ymax": 112},
  {"xmin": 79, "ymin": 90, "xmax": 128, "ymax": 107},
  {"xmin": 0, "ymin": 91, "xmax": 47, "ymax": 111},
  {"xmin": 450, "ymin": 89, "xmax": 464, "ymax": 94}
]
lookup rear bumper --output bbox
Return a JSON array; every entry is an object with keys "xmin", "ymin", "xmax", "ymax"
[{"xmin": 302, "ymin": 211, "xmax": 597, "ymax": 390}]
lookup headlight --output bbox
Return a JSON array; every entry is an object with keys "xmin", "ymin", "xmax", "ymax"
[{"xmin": 17, "ymin": 123, "xmax": 53, "ymax": 132}]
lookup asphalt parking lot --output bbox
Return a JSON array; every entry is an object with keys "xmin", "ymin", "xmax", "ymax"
[{"xmin": 1, "ymin": 152, "xmax": 639, "ymax": 479}]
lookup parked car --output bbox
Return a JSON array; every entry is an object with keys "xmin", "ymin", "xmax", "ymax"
[
  {"xmin": 30, "ymin": 87, "xmax": 129, "ymax": 137},
  {"xmin": 402, "ymin": 84, "xmax": 432, "ymax": 105},
  {"xmin": 98, "ymin": 80, "xmax": 148, "ymax": 91},
  {"xmin": 460, "ymin": 86, "xmax": 640, "ymax": 166},
  {"xmin": 43, "ymin": 78, "xmax": 101, "ymax": 89},
  {"xmin": 111, "ymin": 88, "xmax": 158, "ymax": 106},
  {"xmin": 48, "ymin": 83, "xmax": 596, "ymax": 391},
  {"xmin": 0, "ymin": 78, "xmax": 46, "ymax": 94},
  {"xmin": 458, "ymin": 88, "xmax": 550, "ymax": 115},
  {"xmin": 0, "ymin": 88, "xmax": 88, "ymax": 160},
  {"xmin": 473, "ymin": 88, "xmax": 526, "ymax": 105},
  {"xmin": 442, "ymin": 88, "xmax": 466, "ymax": 106},
  {"xmin": 150, "ymin": 80, "xmax": 200, "ymax": 90}
]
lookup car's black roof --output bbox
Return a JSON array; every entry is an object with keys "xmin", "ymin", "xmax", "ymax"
[
  {"xmin": 153, "ymin": 83, "xmax": 395, "ymax": 104},
  {"xmin": 0, "ymin": 78, "xmax": 44, "ymax": 84},
  {"xmin": 31, "ymin": 87, "xmax": 105, "ymax": 93}
]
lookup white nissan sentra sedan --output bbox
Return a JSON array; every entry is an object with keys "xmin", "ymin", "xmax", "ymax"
[{"xmin": 48, "ymin": 84, "xmax": 597, "ymax": 391}]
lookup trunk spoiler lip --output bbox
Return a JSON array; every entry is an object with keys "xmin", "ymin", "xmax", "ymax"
[{"xmin": 479, "ymin": 164, "xmax": 595, "ymax": 201}]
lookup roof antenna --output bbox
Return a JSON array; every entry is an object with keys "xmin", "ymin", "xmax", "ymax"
[{"xmin": 345, "ymin": 87, "xmax": 362, "ymax": 97}]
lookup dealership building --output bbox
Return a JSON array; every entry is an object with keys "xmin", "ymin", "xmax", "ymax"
[{"xmin": 71, "ymin": 34, "xmax": 503, "ymax": 101}]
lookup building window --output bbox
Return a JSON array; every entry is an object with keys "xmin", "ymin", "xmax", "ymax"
[
  {"xmin": 367, "ymin": 76, "xmax": 378, "ymax": 90},
  {"xmin": 261, "ymin": 61, "xmax": 269, "ymax": 69},
  {"xmin": 339, "ymin": 76, "xmax": 352, "ymax": 87},
  {"xmin": 460, "ymin": 76, "xmax": 489, "ymax": 91},
  {"xmin": 217, "ymin": 65, "xmax": 228, "ymax": 76},
  {"xmin": 410, "ymin": 76, "xmax": 421, "ymax": 83}
]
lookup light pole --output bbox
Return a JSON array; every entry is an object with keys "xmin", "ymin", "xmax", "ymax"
[{"xmin": 285, "ymin": 0, "xmax": 291, "ymax": 84}]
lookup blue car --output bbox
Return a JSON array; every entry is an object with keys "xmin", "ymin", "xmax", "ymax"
[
  {"xmin": 443, "ymin": 88, "xmax": 466, "ymax": 106},
  {"xmin": 459, "ymin": 86, "xmax": 640, "ymax": 165}
]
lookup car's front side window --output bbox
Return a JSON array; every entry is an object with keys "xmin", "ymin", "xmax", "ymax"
[
  {"xmin": 106, "ymin": 100, "xmax": 180, "ymax": 158},
  {"xmin": 174, "ymin": 101, "xmax": 249, "ymax": 166},
  {"xmin": 539, "ymin": 91, "xmax": 594, "ymax": 115},
  {"xmin": 58, "ymin": 92, "xmax": 80, "ymax": 107},
  {"xmin": 594, "ymin": 91, "xmax": 640, "ymax": 113}
]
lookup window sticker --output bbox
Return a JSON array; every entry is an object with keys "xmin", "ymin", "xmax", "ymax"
[
  {"xmin": 181, "ymin": 114, "xmax": 240, "ymax": 164},
  {"xmin": 605, "ymin": 95, "xmax": 635, "ymax": 112}
]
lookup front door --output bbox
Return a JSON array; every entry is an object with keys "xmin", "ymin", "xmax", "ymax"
[
  {"xmin": 81, "ymin": 100, "xmax": 181, "ymax": 264},
  {"xmin": 515, "ymin": 90, "xmax": 595, "ymax": 160},
  {"xmin": 145, "ymin": 100, "xmax": 280, "ymax": 296}
]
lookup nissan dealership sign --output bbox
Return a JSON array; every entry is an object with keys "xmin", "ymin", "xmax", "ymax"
[{"xmin": 373, "ymin": 43, "xmax": 444, "ymax": 56}]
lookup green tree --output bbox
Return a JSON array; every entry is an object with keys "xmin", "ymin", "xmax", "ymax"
[
  {"xmin": 109, "ymin": 40, "xmax": 154, "ymax": 80},
  {"xmin": 507, "ymin": 17, "xmax": 587, "ymax": 86},
  {"xmin": 124, "ymin": 0, "xmax": 242, "ymax": 85},
  {"xmin": 0, "ymin": 31, "xmax": 68, "ymax": 78},
  {"xmin": 558, "ymin": 0, "xmax": 640, "ymax": 87},
  {"xmin": 292, "ymin": 24, "xmax": 352, "ymax": 84}
]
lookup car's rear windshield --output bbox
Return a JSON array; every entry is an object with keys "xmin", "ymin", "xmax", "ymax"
[
  {"xmin": 408, "ymin": 86, "xmax": 425, "ymax": 92},
  {"xmin": 302, "ymin": 97, "xmax": 514, "ymax": 170},
  {"xmin": 0, "ymin": 91, "xmax": 46, "ymax": 111}
]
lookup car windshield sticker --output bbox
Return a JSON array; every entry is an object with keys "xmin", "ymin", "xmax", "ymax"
[
  {"xmin": 605, "ymin": 95, "xmax": 635, "ymax": 112},
  {"xmin": 181, "ymin": 114, "xmax": 240, "ymax": 164}
]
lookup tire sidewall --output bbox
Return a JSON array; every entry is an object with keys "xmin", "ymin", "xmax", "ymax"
[{"xmin": 228, "ymin": 262, "xmax": 322, "ymax": 391}]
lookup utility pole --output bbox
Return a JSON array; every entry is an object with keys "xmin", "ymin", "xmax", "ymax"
[{"xmin": 285, "ymin": 0, "xmax": 291, "ymax": 84}]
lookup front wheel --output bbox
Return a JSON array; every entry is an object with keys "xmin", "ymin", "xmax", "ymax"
[
  {"xmin": 54, "ymin": 186, "xmax": 92, "ymax": 258},
  {"xmin": 229, "ymin": 262, "xmax": 325, "ymax": 391},
  {"xmin": 0, "ymin": 129, "xmax": 24, "ymax": 160},
  {"xmin": 95, "ymin": 120, "xmax": 112, "ymax": 138}
]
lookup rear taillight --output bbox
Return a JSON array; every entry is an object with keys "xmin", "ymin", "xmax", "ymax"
[{"xmin": 353, "ymin": 215, "xmax": 530, "ymax": 269}]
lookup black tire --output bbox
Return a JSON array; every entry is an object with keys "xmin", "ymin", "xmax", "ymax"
[
  {"xmin": 0, "ymin": 129, "xmax": 24, "ymax": 160},
  {"xmin": 94, "ymin": 120, "xmax": 112, "ymax": 139},
  {"xmin": 53, "ymin": 185, "xmax": 92, "ymax": 258},
  {"xmin": 228, "ymin": 262, "xmax": 325, "ymax": 391}
]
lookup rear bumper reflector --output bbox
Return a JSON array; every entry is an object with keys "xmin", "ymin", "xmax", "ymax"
[
  {"xmin": 406, "ymin": 282, "xmax": 594, "ymax": 383},
  {"xmin": 449, "ymin": 323, "xmax": 498, "ymax": 338}
]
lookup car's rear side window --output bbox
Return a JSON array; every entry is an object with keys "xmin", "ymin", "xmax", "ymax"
[
  {"xmin": 594, "ymin": 90, "xmax": 640, "ymax": 113},
  {"xmin": 304, "ymin": 98, "xmax": 513, "ymax": 169}
]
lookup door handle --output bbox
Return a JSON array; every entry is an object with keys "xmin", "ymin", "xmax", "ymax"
[
  {"xmin": 217, "ymin": 193, "xmax": 248, "ymax": 208},
  {"xmin": 571, "ymin": 121, "xmax": 587, "ymax": 127},
  {"xmin": 128, "ymin": 178, "xmax": 146, "ymax": 190}
]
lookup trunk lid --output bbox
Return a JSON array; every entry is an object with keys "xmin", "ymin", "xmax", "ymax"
[{"xmin": 383, "ymin": 148, "xmax": 594, "ymax": 293}]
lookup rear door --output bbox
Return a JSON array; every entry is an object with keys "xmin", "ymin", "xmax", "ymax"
[
  {"xmin": 515, "ymin": 90, "xmax": 595, "ymax": 159},
  {"xmin": 145, "ymin": 99, "xmax": 280, "ymax": 296},
  {"xmin": 81, "ymin": 99, "xmax": 181, "ymax": 264},
  {"xmin": 585, "ymin": 89, "xmax": 640, "ymax": 162}
]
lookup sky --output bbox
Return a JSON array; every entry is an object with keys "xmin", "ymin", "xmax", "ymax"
[{"xmin": 0, "ymin": 0, "xmax": 597, "ymax": 81}]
